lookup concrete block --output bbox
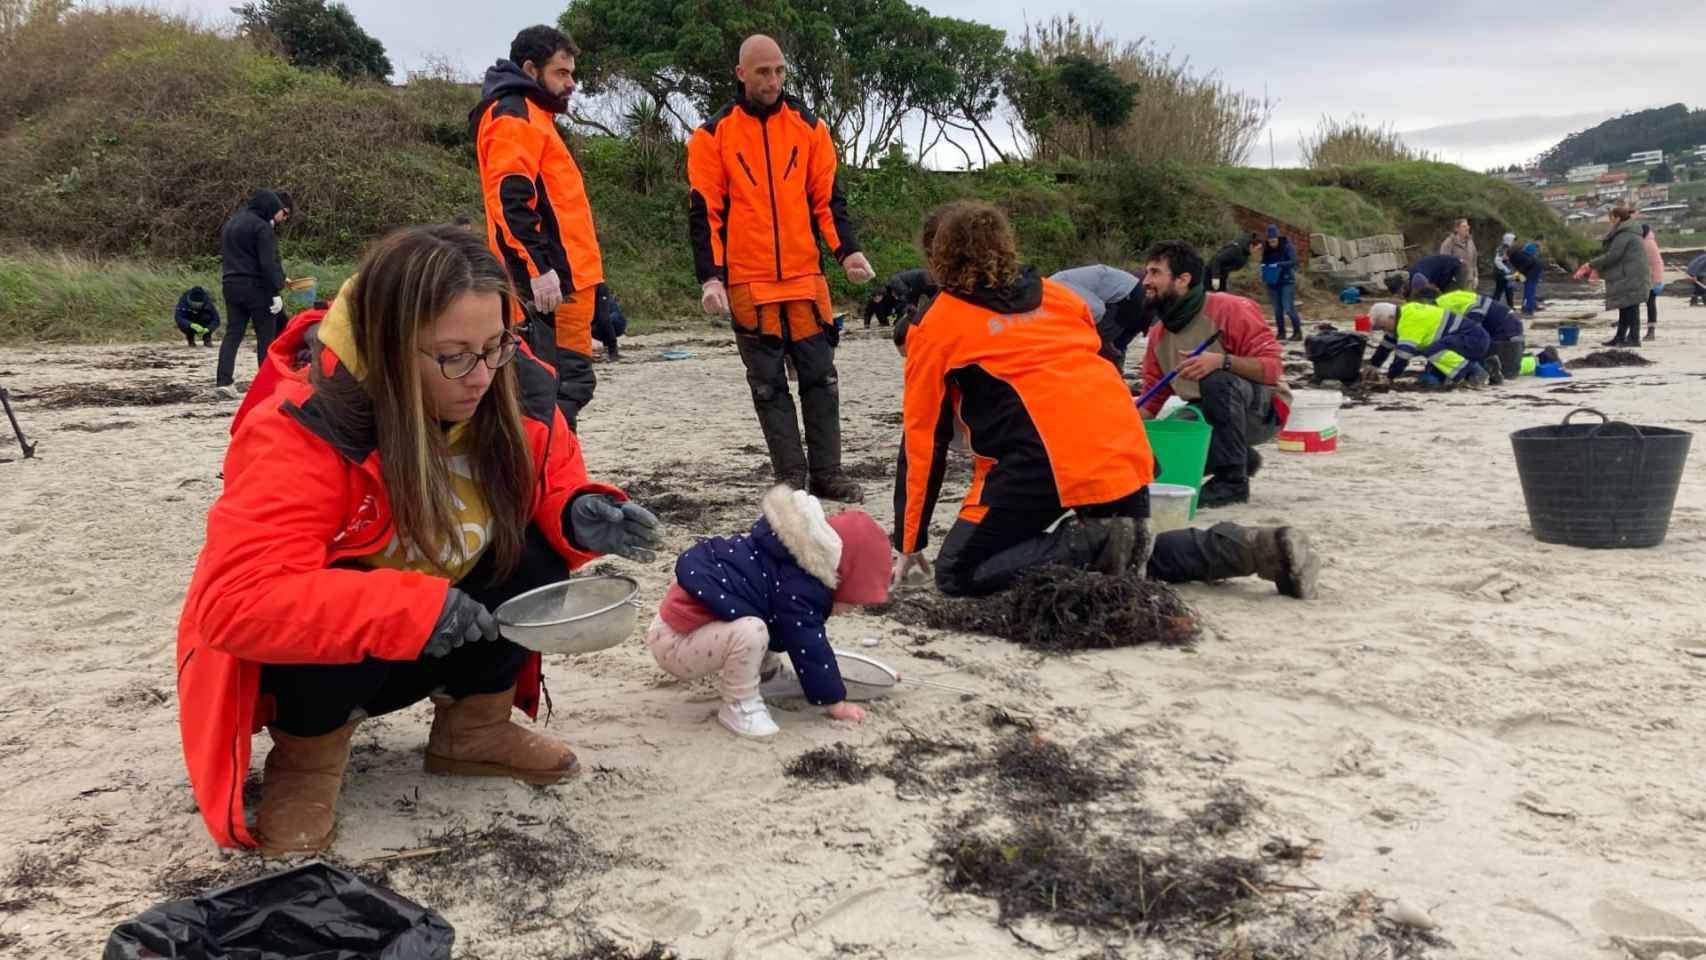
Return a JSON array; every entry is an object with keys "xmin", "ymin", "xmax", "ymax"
[
  {"xmin": 1310, "ymin": 256, "xmax": 1337, "ymax": 272},
  {"xmin": 1310, "ymin": 233, "xmax": 1329, "ymax": 256}
]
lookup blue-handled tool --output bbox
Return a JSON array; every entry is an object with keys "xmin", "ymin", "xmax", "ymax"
[{"xmin": 1134, "ymin": 330, "xmax": 1223, "ymax": 409}]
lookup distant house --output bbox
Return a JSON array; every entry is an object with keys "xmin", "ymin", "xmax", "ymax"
[
  {"xmin": 1596, "ymin": 172, "xmax": 1629, "ymax": 185},
  {"xmin": 1628, "ymin": 149, "xmax": 1664, "ymax": 166},
  {"xmin": 1637, "ymin": 183, "xmax": 1670, "ymax": 203},
  {"xmin": 1541, "ymin": 186, "xmax": 1571, "ymax": 201},
  {"xmin": 1567, "ymin": 163, "xmax": 1610, "ymax": 183},
  {"xmin": 1638, "ymin": 202, "xmax": 1690, "ymax": 224}
]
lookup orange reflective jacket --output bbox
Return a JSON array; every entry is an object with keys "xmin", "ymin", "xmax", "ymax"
[
  {"xmin": 894, "ymin": 271, "xmax": 1155, "ymax": 554},
  {"xmin": 472, "ymin": 64, "xmax": 604, "ymax": 296},
  {"xmin": 687, "ymin": 91, "xmax": 858, "ymax": 287}
]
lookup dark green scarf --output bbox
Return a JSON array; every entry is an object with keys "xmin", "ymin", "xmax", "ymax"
[{"xmin": 1159, "ymin": 284, "xmax": 1206, "ymax": 334}]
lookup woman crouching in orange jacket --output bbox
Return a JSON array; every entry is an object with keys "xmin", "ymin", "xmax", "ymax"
[{"xmin": 176, "ymin": 225, "xmax": 660, "ymax": 853}]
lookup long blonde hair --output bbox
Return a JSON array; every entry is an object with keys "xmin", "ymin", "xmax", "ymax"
[{"xmin": 317, "ymin": 225, "xmax": 533, "ymax": 579}]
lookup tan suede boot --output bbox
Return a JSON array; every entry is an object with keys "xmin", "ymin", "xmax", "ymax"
[
  {"xmin": 255, "ymin": 718, "xmax": 361, "ymax": 855},
  {"xmin": 424, "ymin": 687, "xmax": 579, "ymax": 785}
]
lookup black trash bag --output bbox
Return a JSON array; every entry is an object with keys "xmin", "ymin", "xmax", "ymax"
[
  {"xmin": 1304, "ymin": 330, "xmax": 1368, "ymax": 383},
  {"xmin": 104, "ymin": 862, "xmax": 453, "ymax": 960}
]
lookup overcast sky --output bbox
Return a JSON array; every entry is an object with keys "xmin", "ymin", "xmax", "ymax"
[{"xmin": 169, "ymin": 0, "xmax": 1700, "ymax": 170}]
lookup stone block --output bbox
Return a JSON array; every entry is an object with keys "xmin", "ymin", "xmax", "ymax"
[{"xmin": 1310, "ymin": 233, "xmax": 1329, "ymax": 256}]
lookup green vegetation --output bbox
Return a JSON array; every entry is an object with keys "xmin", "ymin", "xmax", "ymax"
[
  {"xmin": 1537, "ymin": 103, "xmax": 1706, "ymax": 173},
  {"xmin": 1297, "ymin": 115, "xmax": 1429, "ymax": 168},
  {"xmin": 233, "ymin": 0, "xmax": 392, "ymax": 82},
  {"xmin": 0, "ymin": 6, "xmax": 1587, "ymax": 344},
  {"xmin": 0, "ymin": 252, "xmax": 354, "ymax": 343}
]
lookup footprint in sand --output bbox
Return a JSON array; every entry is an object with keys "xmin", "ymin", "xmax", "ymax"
[
  {"xmin": 74, "ymin": 609, "xmax": 138, "ymax": 630},
  {"xmin": 1591, "ymin": 891, "xmax": 1703, "ymax": 938}
]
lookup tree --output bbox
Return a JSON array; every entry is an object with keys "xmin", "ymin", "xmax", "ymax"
[
  {"xmin": 233, "ymin": 0, "xmax": 391, "ymax": 82},
  {"xmin": 1650, "ymin": 161, "xmax": 1674, "ymax": 184}
]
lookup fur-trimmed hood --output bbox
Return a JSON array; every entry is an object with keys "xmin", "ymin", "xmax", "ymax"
[{"xmin": 760, "ymin": 485, "xmax": 842, "ymax": 588}]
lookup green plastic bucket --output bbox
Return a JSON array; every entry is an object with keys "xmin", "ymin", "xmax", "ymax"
[{"xmin": 1145, "ymin": 405, "xmax": 1213, "ymax": 516}]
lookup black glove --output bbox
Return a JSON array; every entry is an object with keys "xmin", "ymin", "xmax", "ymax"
[
  {"xmin": 422, "ymin": 587, "xmax": 499, "ymax": 659},
  {"xmin": 568, "ymin": 494, "xmax": 663, "ymax": 562}
]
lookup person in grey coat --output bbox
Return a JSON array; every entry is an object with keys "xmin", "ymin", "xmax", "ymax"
[
  {"xmin": 1049, "ymin": 264, "xmax": 1145, "ymax": 370},
  {"xmin": 1580, "ymin": 207, "xmax": 1651, "ymax": 347}
]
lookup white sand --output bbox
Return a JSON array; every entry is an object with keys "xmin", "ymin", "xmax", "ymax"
[{"xmin": 2, "ymin": 294, "xmax": 1704, "ymax": 958}]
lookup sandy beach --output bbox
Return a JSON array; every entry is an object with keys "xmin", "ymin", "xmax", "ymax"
[{"xmin": 2, "ymin": 289, "xmax": 1704, "ymax": 959}]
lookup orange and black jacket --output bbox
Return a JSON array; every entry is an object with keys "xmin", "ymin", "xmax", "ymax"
[
  {"xmin": 471, "ymin": 61, "xmax": 604, "ymax": 294},
  {"xmin": 894, "ymin": 269, "xmax": 1156, "ymax": 554},
  {"xmin": 687, "ymin": 90, "xmax": 858, "ymax": 285}
]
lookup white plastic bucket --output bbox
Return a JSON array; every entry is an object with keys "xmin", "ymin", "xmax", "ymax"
[
  {"xmin": 1280, "ymin": 390, "xmax": 1343, "ymax": 453},
  {"xmin": 1149, "ymin": 483, "xmax": 1196, "ymax": 534}
]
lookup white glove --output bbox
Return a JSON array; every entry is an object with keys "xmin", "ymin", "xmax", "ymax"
[
  {"xmin": 530, "ymin": 270, "xmax": 564, "ymax": 313},
  {"xmin": 701, "ymin": 278, "xmax": 730, "ymax": 315},
  {"xmin": 269, "ymin": 296, "xmax": 283, "ymax": 315},
  {"xmin": 843, "ymin": 252, "xmax": 875, "ymax": 285},
  {"xmin": 891, "ymin": 550, "xmax": 933, "ymax": 588}
]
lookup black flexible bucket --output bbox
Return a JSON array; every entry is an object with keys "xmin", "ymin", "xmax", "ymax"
[
  {"xmin": 1510, "ymin": 408, "xmax": 1692, "ymax": 548},
  {"xmin": 1306, "ymin": 331, "xmax": 1367, "ymax": 383}
]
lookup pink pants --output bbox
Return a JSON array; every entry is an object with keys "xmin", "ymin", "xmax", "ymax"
[{"xmin": 645, "ymin": 614, "xmax": 770, "ymax": 703}]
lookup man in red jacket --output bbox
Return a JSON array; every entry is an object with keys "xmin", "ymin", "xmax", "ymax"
[{"xmin": 1139, "ymin": 240, "xmax": 1292, "ymax": 509}]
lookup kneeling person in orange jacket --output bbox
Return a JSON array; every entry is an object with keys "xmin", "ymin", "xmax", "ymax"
[
  {"xmin": 176, "ymin": 226, "xmax": 661, "ymax": 854},
  {"xmin": 891, "ymin": 202, "xmax": 1318, "ymax": 600},
  {"xmin": 688, "ymin": 34, "xmax": 874, "ymax": 503}
]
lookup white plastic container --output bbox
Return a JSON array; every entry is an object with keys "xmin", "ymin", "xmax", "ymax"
[
  {"xmin": 1148, "ymin": 483, "xmax": 1197, "ymax": 534},
  {"xmin": 1279, "ymin": 389, "xmax": 1343, "ymax": 453}
]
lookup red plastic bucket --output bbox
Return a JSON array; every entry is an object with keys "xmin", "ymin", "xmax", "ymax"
[{"xmin": 1353, "ymin": 315, "xmax": 1371, "ymax": 332}]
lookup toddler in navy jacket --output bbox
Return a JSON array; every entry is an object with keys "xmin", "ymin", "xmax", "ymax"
[{"xmin": 647, "ymin": 485, "xmax": 892, "ymax": 738}]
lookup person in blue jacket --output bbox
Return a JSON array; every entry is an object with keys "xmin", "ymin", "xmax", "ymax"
[
  {"xmin": 1686, "ymin": 252, "xmax": 1706, "ymax": 307},
  {"xmin": 1260, "ymin": 224, "xmax": 1303, "ymax": 341},
  {"xmin": 1406, "ymin": 254, "xmax": 1463, "ymax": 294},
  {"xmin": 1507, "ymin": 241, "xmax": 1545, "ymax": 316},
  {"xmin": 591, "ymin": 282, "xmax": 626, "ymax": 360},
  {"xmin": 174, "ymin": 286, "xmax": 221, "ymax": 347},
  {"xmin": 645, "ymin": 485, "xmax": 892, "ymax": 738}
]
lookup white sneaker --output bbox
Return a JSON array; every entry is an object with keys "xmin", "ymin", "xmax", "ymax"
[
  {"xmin": 214, "ymin": 385, "xmax": 239, "ymax": 401},
  {"xmin": 718, "ymin": 697, "xmax": 780, "ymax": 739}
]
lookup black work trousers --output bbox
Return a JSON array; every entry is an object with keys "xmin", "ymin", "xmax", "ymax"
[
  {"xmin": 933, "ymin": 488, "xmax": 1256, "ymax": 598},
  {"xmin": 1183, "ymin": 371, "xmax": 1279, "ymax": 481},
  {"xmin": 259, "ymin": 524, "xmax": 565, "ymax": 737},
  {"xmin": 217, "ymin": 282, "xmax": 277, "ymax": 387},
  {"xmin": 736, "ymin": 327, "xmax": 841, "ymax": 482}
]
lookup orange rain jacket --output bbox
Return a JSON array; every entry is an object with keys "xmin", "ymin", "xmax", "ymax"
[
  {"xmin": 687, "ymin": 90, "xmax": 859, "ymax": 291},
  {"xmin": 893, "ymin": 269, "xmax": 1155, "ymax": 554},
  {"xmin": 472, "ymin": 61, "xmax": 604, "ymax": 298},
  {"xmin": 176, "ymin": 314, "xmax": 621, "ymax": 848}
]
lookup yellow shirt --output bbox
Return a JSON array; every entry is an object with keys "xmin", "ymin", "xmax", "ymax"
[{"xmin": 357, "ymin": 421, "xmax": 495, "ymax": 582}]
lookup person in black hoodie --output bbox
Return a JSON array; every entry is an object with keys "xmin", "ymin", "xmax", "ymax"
[
  {"xmin": 1204, "ymin": 234, "xmax": 1261, "ymax": 292},
  {"xmin": 216, "ymin": 188, "xmax": 291, "ymax": 397}
]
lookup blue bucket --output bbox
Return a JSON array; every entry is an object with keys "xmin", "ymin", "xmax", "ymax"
[{"xmin": 1558, "ymin": 324, "xmax": 1580, "ymax": 346}]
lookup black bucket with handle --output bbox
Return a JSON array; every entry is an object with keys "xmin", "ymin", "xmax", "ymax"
[{"xmin": 1510, "ymin": 408, "xmax": 1692, "ymax": 548}]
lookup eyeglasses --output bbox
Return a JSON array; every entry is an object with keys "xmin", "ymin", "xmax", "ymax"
[{"xmin": 419, "ymin": 333, "xmax": 518, "ymax": 380}]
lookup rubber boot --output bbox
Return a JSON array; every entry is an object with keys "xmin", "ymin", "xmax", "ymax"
[
  {"xmin": 1091, "ymin": 517, "xmax": 1137, "ymax": 575},
  {"xmin": 809, "ymin": 471, "xmax": 865, "ymax": 504},
  {"xmin": 255, "ymin": 718, "xmax": 361, "ymax": 855},
  {"xmin": 800, "ymin": 365, "xmax": 857, "ymax": 501},
  {"xmin": 1485, "ymin": 355, "xmax": 1505, "ymax": 386},
  {"xmin": 753, "ymin": 392, "xmax": 809, "ymax": 488},
  {"xmin": 425, "ymin": 687, "xmax": 579, "ymax": 785},
  {"xmin": 1645, "ymin": 324, "xmax": 1656, "ymax": 341},
  {"xmin": 1198, "ymin": 475, "xmax": 1251, "ymax": 509},
  {"xmin": 1235, "ymin": 526, "xmax": 1320, "ymax": 600},
  {"xmin": 1246, "ymin": 447, "xmax": 1264, "ymax": 480}
]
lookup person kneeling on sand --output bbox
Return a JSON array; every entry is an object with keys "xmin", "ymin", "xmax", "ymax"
[
  {"xmin": 176, "ymin": 225, "xmax": 662, "ymax": 855},
  {"xmin": 1362, "ymin": 294, "xmax": 1493, "ymax": 387},
  {"xmin": 174, "ymin": 286, "xmax": 221, "ymax": 347},
  {"xmin": 646, "ymin": 485, "xmax": 891, "ymax": 738},
  {"xmin": 1436, "ymin": 287, "xmax": 1523, "ymax": 384},
  {"xmin": 1136, "ymin": 241, "xmax": 1290, "ymax": 509},
  {"xmin": 890, "ymin": 201, "xmax": 1317, "ymax": 601}
]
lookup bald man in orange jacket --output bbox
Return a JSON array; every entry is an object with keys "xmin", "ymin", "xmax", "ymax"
[{"xmin": 688, "ymin": 34, "xmax": 874, "ymax": 503}]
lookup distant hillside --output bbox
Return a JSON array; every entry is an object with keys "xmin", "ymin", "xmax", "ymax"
[{"xmin": 1536, "ymin": 104, "xmax": 1706, "ymax": 172}]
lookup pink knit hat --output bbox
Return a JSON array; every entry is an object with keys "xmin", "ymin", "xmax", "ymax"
[{"xmin": 826, "ymin": 511, "xmax": 892, "ymax": 606}]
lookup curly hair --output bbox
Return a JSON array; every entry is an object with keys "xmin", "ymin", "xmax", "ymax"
[{"xmin": 929, "ymin": 201, "xmax": 1020, "ymax": 295}]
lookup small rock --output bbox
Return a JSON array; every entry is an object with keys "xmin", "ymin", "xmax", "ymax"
[
  {"xmin": 860, "ymin": 636, "xmax": 880, "ymax": 648},
  {"xmin": 1382, "ymin": 899, "xmax": 1439, "ymax": 930}
]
